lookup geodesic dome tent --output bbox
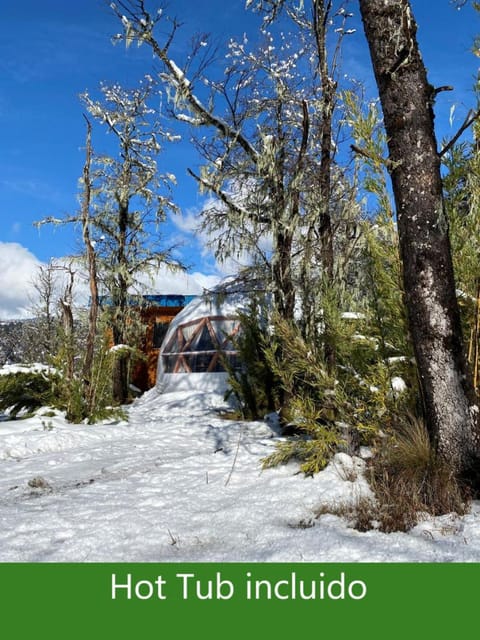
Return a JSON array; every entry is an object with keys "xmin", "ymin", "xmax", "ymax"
[{"xmin": 156, "ymin": 288, "xmax": 246, "ymax": 394}]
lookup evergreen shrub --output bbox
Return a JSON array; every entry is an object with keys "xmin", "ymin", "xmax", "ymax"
[
  {"xmin": 0, "ymin": 369, "xmax": 60, "ymax": 418},
  {"xmin": 224, "ymin": 299, "xmax": 281, "ymax": 419}
]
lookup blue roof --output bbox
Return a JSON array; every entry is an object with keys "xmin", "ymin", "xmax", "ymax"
[
  {"xmin": 97, "ymin": 294, "xmax": 197, "ymax": 308},
  {"xmin": 140, "ymin": 294, "xmax": 197, "ymax": 307}
]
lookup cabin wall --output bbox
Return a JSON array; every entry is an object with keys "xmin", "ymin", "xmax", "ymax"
[{"xmin": 131, "ymin": 306, "xmax": 184, "ymax": 391}]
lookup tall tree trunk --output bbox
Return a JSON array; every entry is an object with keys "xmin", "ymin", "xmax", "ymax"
[
  {"xmin": 359, "ymin": 0, "xmax": 480, "ymax": 478},
  {"xmin": 59, "ymin": 267, "xmax": 75, "ymax": 420},
  {"xmin": 272, "ymin": 227, "xmax": 295, "ymax": 322},
  {"xmin": 112, "ymin": 337, "xmax": 129, "ymax": 406},
  {"xmin": 271, "ymin": 111, "xmax": 296, "ymax": 323},
  {"xmin": 81, "ymin": 116, "xmax": 99, "ymax": 415},
  {"xmin": 112, "ymin": 191, "xmax": 130, "ymax": 406},
  {"xmin": 314, "ymin": 0, "xmax": 336, "ymax": 373}
]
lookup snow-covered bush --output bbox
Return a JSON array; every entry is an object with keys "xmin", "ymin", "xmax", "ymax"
[{"xmin": 0, "ymin": 368, "xmax": 61, "ymax": 418}]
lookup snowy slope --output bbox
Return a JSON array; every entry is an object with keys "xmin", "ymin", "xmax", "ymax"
[{"xmin": 0, "ymin": 386, "xmax": 479, "ymax": 562}]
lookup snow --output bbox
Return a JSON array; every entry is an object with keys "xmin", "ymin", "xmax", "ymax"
[
  {"xmin": 1, "ymin": 385, "xmax": 480, "ymax": 562},
  {"xmin": 169, "ymin": 59, "xmax": 190, "ymax": 87},
  {"xmin": 390, "ymin": 376, "xmax": 407, "ymax": 394},
  {"xmin": 109, "ymin": 344, "xmax": 130, "ymax": 352},
  {"xmin": 0, "ymin": 363, "xmax": 54, "ymax": 376},
  {"xmin": 175, "ymin": 113, "xmax": 205, "ymax": 126},
  {"xmin": 341, "ymin": 311, "xmax": 366, "ymax": 320}
]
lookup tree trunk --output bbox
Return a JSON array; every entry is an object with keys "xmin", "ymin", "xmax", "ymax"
[
  {"xmin": 112, "ymin": 344, "xmax": 129, "ymax": 406},
  {"xmin": 81, "ymin": 116, "xmax": 99, "ymax": 415},
  {"xmin": 272, "ymin": 227, "xmax": 295, "ymax": 322},
  {"xmin": 59, "ymin": 268, "xmax": 75, "ymax": 391},
  {"xmin": 314, "ymin": 0, "xmax": 336, "ymax": 373},
  {"xmin": 359, "ymin": 0, "xmax": 480, "ymax": 478},
  {"xmin": 112, "ymin": 191, "xmax": 130, "ymax": 406},
  {"xmin": 111, "ymin": 300, "xmax": 130, "ymax": 405}
]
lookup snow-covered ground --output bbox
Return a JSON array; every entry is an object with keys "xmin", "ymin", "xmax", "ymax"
[{"xmin": 1, "ymin": 386, "xmax": 480, "ymax": 562}]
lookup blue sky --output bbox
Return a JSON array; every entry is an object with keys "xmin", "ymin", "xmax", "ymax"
[
  {"xmin": 0, "ymin": 0, "xmax": 256, "ymax": 266},
  {"xmin": 0, "ymin": 0, "xmax": 479, "ymax": 318}
]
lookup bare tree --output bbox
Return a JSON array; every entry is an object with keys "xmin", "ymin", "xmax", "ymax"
[
  {"xmin": 58, "ymin": 264, "xmax": 76, "ymax": 387},
  {"xmin": 28, "ymin": 260, "xmax": 60, "ymax": 360},
  {"xmin": 359, "ymin": 0, "xmax": 480, "ymax": 478},
  {"xmin": 37, "ymin": 76, "xmax": 181, "ymax": 409}
]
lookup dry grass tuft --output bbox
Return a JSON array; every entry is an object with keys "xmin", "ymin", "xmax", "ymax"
[
  {"xmin": 315, "ymin": 414, "xmax": 470, "ymax": 533},
  {"xmin": 362, "ymin": 414, "xmax": 469, "ymax": 532}
]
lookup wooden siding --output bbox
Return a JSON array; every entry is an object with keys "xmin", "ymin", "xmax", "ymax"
[{"xmin": 131, "ymin": 305, "xmax": 184, "ymax": 391}]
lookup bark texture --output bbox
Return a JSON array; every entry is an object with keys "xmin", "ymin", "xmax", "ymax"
[{"xmin": 359, "ymin": 0, "xmax": 480, "ymax": 477}]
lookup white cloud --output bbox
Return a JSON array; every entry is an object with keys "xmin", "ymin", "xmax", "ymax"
[
  {"xmin": 173, "ymin": 208, "xmax": 201, "ymax": 235},
  {"xmin": 0, "ymin": 242, "xmax": 41, "ymax": 319},
  {"xmin": 173, "ymin": 203, "xmax": 221, "ymax": 266},
  {"xmin": 137, "ymin": 263, "xmax": 224, "ymax": 295},
  {"xmin": 0, "ymin": 245, "xmax": 94, "ymax": 319},
  {"xmin": 139, "ymin": 264, "xmax": 219, "ymax": 295},
  {"xmin": 187, "ymin": 272, "xmax": 222, "ymax": 292},
  {"xmin": 173, "ymin": 193, "xmax": 272, "ymax": 278},
  {"xmin": 0, "ymin": 243, "xmax": 223, "ymax": 319}
]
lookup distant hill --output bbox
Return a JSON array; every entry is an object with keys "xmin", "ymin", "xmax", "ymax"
[{"xmin": 0, "ymin": 318, "xmax": 48, "ymax": 366}]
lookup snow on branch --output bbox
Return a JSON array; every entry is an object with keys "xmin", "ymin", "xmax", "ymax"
[
  {"xmin": 110, "ymin": 1, "xmax": 259, "ymax": 163},
  {"xmin": 187, "ymin": 168, "xmax": 252, "ymax": 218}
]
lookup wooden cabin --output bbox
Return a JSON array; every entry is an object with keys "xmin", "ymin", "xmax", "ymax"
[{"xmin": 129, "ymin": 294, "xmax": 197, "ymax": 391}]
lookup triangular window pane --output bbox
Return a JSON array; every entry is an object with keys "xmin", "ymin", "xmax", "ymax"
[
  {"xmin": 164, "ymin": 328, "xmax": 184, "ymax": 354},
  {"xmin": 189, "ymin": 324, "xmax": 216, "ymax": 352}
]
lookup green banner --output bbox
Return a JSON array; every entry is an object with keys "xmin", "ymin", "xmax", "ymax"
[{"xmin": 1, "ymin": 563, "xmax": 478, "ymax": 637}]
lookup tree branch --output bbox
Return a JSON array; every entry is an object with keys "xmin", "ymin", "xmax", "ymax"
[
  {"xmin": 110, "ymin": 1, "xmax": 258, "ymax": 163},
  {"xmin": 439, "ymin": 108, "xmax": 480, "ymax": 158},
  {"xmin": 350, "ymin": 143, "xmax": 396, "ymax": 170},
  {"xmin": 187, "ymin": 168, "xmax": 249, "ymax": 219}
]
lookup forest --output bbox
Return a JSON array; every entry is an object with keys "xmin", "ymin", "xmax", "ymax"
[{"xmin": 2, "ymin": 0, "xmax": 480, "ymax": 536}]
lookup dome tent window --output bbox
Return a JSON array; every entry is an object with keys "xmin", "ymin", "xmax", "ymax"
[
  {"xmin": 156, "ymin": 282, "xmax": 250, "ymax": 395},
  {"xmin": 161, "ymin": 316, "xmax": 240, "ymax": 373}
]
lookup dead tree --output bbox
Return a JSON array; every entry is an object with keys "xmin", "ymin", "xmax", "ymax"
[{"xmin": 80, "ymin": 116, "xmax": 99, "ymax": 413}]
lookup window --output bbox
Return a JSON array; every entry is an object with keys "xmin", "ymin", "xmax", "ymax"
[
  {"xmin": 161, "ymin": 316, "xmax": 240, "ymax": 373},
  {"xmin": 152, "ymin": 321, "xmax": 170, "ymax": 349}
]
